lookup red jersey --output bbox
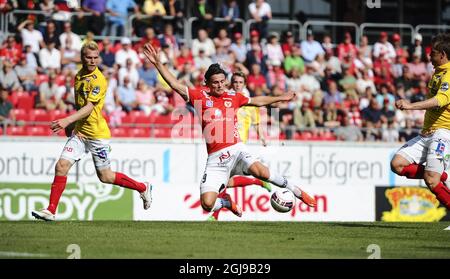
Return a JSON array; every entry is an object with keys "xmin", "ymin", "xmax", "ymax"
[{"xmin": 188, "ymin": 88, "xmax": 250, "ymax": 154}]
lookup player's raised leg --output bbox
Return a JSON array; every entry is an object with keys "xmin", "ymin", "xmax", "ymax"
[
  {"xmin": 96, "ymin": 168, "xmax": 152, "ymax": 210},
  {"xmin": 32, "ymin": 158, "xmax": 73, "ymax": 221},
  {"xmin": 247, "ymin": 161, "xmax": 316, "ymax": 207},
  {"xmin": 229, "ymin": 175, "xmax": 271, "ymax": 192},
  {"xmin": 424, "ymin": 170, "xmax": 450, "ymax": 209},
  {"xmin": 391, "ymin": 154, "xmax": 448, "ymax": 181}
]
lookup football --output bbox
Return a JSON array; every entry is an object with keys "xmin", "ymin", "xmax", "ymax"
[{"xmin": 270, "ymin": 189, "xmax": 295, "ymax": 213}]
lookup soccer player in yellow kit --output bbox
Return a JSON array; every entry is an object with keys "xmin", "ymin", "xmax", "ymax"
[
  {"xmin": 32, "ymin": 42, "xmax": 152, "ymax": 221},
  {"xmin": 391, "ymin": 33, "xmax": 450, "ymax": 210}
]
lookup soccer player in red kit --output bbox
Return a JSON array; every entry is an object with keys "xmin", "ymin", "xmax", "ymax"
[{"xmin": 144, "ymin": 44, "xmax": 316, "ymax": 218}]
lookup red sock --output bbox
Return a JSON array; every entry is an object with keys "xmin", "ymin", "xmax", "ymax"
[
  {"xmin": 47, "ymin": 176, "xmax": 67, "ymax": 214},
  {"xmin": 212, "ymin": 190, "xmax": 227, "ymax": 220},
  {"xmin": 400, "ymin": 164, "xmax": 449, "ymax": 182},
  {"xmin": 113, "ymin": 172, "xmax": 146, "ymax": 192},
  {"xmin": 431, "ymin": 182, "xmax": 450, "ymax": 210},
  {"xmin": 231, "ymin": 176, "xmax": 263, "ymax": 187},
  {"xmin": 400, "ymin": 164, "xmax": 425, "ymax": 179}
]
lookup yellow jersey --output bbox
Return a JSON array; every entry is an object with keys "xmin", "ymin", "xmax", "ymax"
[
  {"xmin": 237, "ymin": 88, "xmax": 260, "ymax": 143},
  {"xmin": 74, "ymin": 67, "xmax": 111, "ymax": 139},
  {"xmin": 423, "ymin": 61, "xmax": 450, "ymax": 134}
]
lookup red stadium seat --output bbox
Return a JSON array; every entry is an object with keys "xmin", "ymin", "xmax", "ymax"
[
  {"xmin": 11, "ymin": 109, "xmax": 29, "ymax": 121},
  {"xmin": 110, "ymin": 127, "xmax": 129, "ymax": 137},
  {"xmin": 151, "ymin": 127, "xmax": 172, "ymax": 138},
  {"xmin": 6, "ymin": 126, "xmax": 27, "ymax": 136},
  {"xmin": 51, "ymin": 110, "xmax": 68, "ymax": 120},
  {"xmin": 121, "ymin": 114, "xmax": 136, "ymax": 125},
  {"xmin": 31, "ymin": 109, "xmax": 52, "ymax": 123},
  {"xmin": 16, "ymin": 93, "xmax": 35, "ymax": 110},
  {"xmin": 26, "ymin": 126, "xmax": 52, "ymax": 136},
  {"xmin": 129, "ymin": 127, "xmax": 151, "ymax": 138}
]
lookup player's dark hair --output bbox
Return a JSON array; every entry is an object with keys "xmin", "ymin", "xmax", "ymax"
[
  {"xmin": 231, "ymin": 71, "xmax": 247, "ymax": 83},
  {"xmin": 431, "ymin": 33, "xmax": 450, "ymax": 59},
  {"xmin": 204, "ymin": 63, "xmax": 227, "ymax": 83}
]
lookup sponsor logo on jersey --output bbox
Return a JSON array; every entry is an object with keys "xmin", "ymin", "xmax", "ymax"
[
  {"xmin": 440, "ymin": 82, "xmax": 449, "ymax": 92},
  {"xmin": 224, "ymin": 101, "xmax": 232, "ymax": 108},
  {"xmin": 206, "ymin": 100, "xmax": 213, "ymax": 107},
  {"xmin": 92, "ymin": 86, "xmax": 100, "ymax": 96}
]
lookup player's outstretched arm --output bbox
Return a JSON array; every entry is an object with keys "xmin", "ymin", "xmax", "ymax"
[
  {"xmin": 247, "ymin": 91, "xmax": 295, "ymax": 107},
  {"xmin": 143, "ymin": 43, "xmax": 188, "ymax": 101},
  {"xmin": 395, "ymin": 97, "xmax": 439, "ymax": 110},
  {"xmin": 51, "ymin": 101, "xmax": 94, "ymax": 133}
]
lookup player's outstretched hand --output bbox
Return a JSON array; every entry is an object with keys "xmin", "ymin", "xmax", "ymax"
[
  {"xmin": 395, "ymin": 99, "xmax": 411, "ymax": 110},
  {"xmin": 51, "ymin": 118, "xmax": 70, "ymax": 134},
  {"xmin": 280, "ymin": 91, "xmax": 296, "ymax": 102},
  {"xmin": 143, "ymin": 43, "xmax": 159, "ymax": 65}
]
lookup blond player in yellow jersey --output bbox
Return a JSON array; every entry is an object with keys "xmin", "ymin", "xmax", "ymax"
[
  {"xmin": 32, "ymin": 42, "xmax": 152, "ymax": 221},
  {"xmin": 391, "ymin": 33, "xmax": 450, "ymax": 210},
  {"xmin": 233, "ymin": 72, "xmax": 267, "ymax": 146}
]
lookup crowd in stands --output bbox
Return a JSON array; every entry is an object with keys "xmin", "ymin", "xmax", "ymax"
[{"xmin": 0, "ymin": 0, "xmax": 434, "ymax": 142}]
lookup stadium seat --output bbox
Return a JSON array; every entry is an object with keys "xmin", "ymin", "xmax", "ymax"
[
  {"xmin": 11, "ymin": 109, "xmax": 29, "ymax": 121},
  {"xmin": 121, "ymin": 114, "xmax": 136, "ymax": 125},
  {"xmin": 26, "ymin": 126, "xmax": 52, "ymax": 136},
  {"xmin": 110, "ymin": 127, "xmax": 129, "ymax": 137},
  {"xmin": 32, "ymin": 109, "xmax": 52, "ymax": 123},
  {"xmin": 51, "ymin": 110, "xmax": 68, "ymax": 120},
  {"xmin": 16, "ymin": 93, "xmax": 35, "ymax": 110},
  {"xmin": 129, "ymin": 127, "xmax": 151, "ymax": 138},
  {"xmin": 151, "ymin": 127, "xmax": 172, "ymax": 138},
  {"xmin": 6, "ymin": 126, "xmax": 27, "ymax": 136}
]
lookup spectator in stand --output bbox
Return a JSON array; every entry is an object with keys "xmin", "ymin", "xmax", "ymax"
[
  {"xmin": 392, "ymin": 33, "xmax": 409, "ymax": 64},
  {"xmin": 0, "ymin": 35, "xmax": 22, "ymax": 66},
  {"xmin": 42, "ymin": 20, "xmax": 60, "ymax": 49},
  {"xmin": 0, "ymin": 86, "xmax": 15, "ymax": 126},
  {"xmin": 117, "ymin": 75, "xmax": 139, "ymax": 112},
  {"xmin": 294, "ymin": 100, "xmax": 316, "ymax": 129},
  {"xmin": 267, "ymin": 59, "xmax": 286, "ymax": 90},
  {"xmin": 36, "ymin": 73, "xmax": 66, "ymax": 111},
  {"xmin": 175, "ymin": 45, "xmax": 194, "ymax": 71},
  {"xmin": 138, "ymin": 60, "xmax": 159, "ymax": 87},
  {"xmin": 323, "ymin": 80, "xmax": 343, "ymax": 106},
  {"xmin": 399, "ymin": 119, "xmax": 419, "ymax": 142},
  {"xmin": 376, "ymin": 84, "xmax": 396, "ymax": 111},
  {"xmin": 361, "ymin": 98, "xmax": 382, "ymax": 129},
  {"xmin": 281, "ymin": 31, "xmax": 299, "ymax": 55},
  {"xmin": 358, "ymin": 35, "xmax": 372, "ymax": 60},
  {"xmin": 334, "ymin": 115, "xmax": 363, "ymax": 141},
  {"xmin": 394, "ymin": 65, "xmax": 417, "ymax": 94},
  {"xmin": 407, "ymin": 54, "xmax": 427, "ymax": 80},
  {"xmin": 408, "ymin": 33, "xmax": 426, "ymax": 62},
  {"xmin": 265, "ymin": 32, "xmax": 284, "ymax": 67},
  {"xmin": 158, "ymin": 24, "xmax": 180, "ymax": 61},
  {"xmin": 214, "ymin": 28, "xmax": 232, "ymax": 54},
  {"xmin": 82, "ymin": 0, "xmax": 107, "ymax": 35},
  {"xmin": 248, "ymin": 0, "xmax": 272, "ymax": 39},
  {"xmin": 247, "ymin": 63, "xmax": 269, "ymax": 96},
  {"xmin": 337, "ymin": 32, "xmax": 358, "ymax": 61},
  {"xmin": 300, "ymin": 30, "xmax": 325, "ymax": 63},
  {"xmin": 23, "ymin": 45, "xmax": 40, "ymax": 72},
  {"xmin": 339, "ymin": 66, "xmax": 358, "ymax": 100},
  {"xmin": 99, "ymin": 38, "xmax": 116, "ymax": 69},
  {"xmin": 14, "ymin": 56, "xmax": 38, "ymax": 92},
  {"xmin": 105, "ymin": 0, "xmax": 140, "ymax": 38},
  {"xmin": 141, "ymin": 0, "xmax": 166, "ymax": 35},
  {"xmin": 347, "ymin": 102, "xmax": 362, "ymax": 127},
  {"xmin": 245, "ymin": 30, "xmax": 267, "ymax": 74},
  {"xmin": 118, "ymin": 58, "xmax": 139, "ymax": 88},
  {"xmin": 391, "ymin": 55, "xmax": 404, "ymax": 79},
  {"xmin": 192, "ymin": 29, "xmax": 216, "ymax": 58},
  {"xmin": 134, "ymin": 27, "xmax": 160, "ymax": 53},
  {"xmin": 194, "ymin": 49, "xmax": 213, "ymax": 71},
  {"xmin": 136, "ymin": 79, "xmax": 154, "ymax": 115},
  {"xmin": 410, "ymin": 81, "xmax": 427, "ymax": 103},
  {"xmin": 299, "ymin": 64, "xmax": 321, "ymax": 98},
  {"xmin": 373, "ymin": 52, "xmax": 394, "ymax": 87},
  {"xmin": 220, "ymin": 0, "xmax": 240, "ymax": 34},
  {"xmin": 61, "ymin": 36, "xmax": 81, "ymax": 71},
  {"xmin": 321, "ymin": 34, "xmax": 334, "ymax": 55},
  {"xmin": 115, "ymin": 37, "xmax": 140, "ymax": 68},
  {"xmin": 104, "ymin": 68, "xmax": 122, "ymax": 124},
  {"xmin": 151, "ymin": 89, "xmax": 173, "ymax": 115},
  {"xmin": 18, "ymin": 19, "xmax": 44, "ymax": 54},
  {"xmin": 356, "ymin": 69, "xmax": 376, "ymax": 95},
  {"xmin": 191, "ymin": 0, "xmax": 214, "ymax": 34},
  {"xmin": 39, "ymin": 41, "xmax": 61, "ymax": 72},
  {"xmin": 177, "ymin": 61, "xmax": 195, "ymax": 88},
  {"xmin": 286, "ymin": 68, "xmax": 302, "ymax": 92},
  {"xmin": 59, "ymin": 22, "xmax": 82, "ymax": 52},
  {"xmin": 323, "ymin": 102, "xmax": 342, "ymax": 128},
  {"xmin": 373, "ymin": 31, "xmax": 396, "ymax": 63},
  {"xmin": 0, "ymin": 61, "xmax": 21, "ymax": 91},
  {"xmin": 229, "ymin": 32, "xmax": 247, "ymax": 64},
  {"xmin": 284, "ymin": 45, "xmax": 304, "ymax": 75},
  {"xmin": 381, "ymin": 119, "xmax": 399, "ymax": 142},
  {"xmin": 164, "ymin": 0, "xmax": 184, "ymax": 35}
]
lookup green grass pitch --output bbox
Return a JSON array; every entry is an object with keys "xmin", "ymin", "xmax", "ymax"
[{"xmin": 0, "ymin": 221, "xmax": 449, "ymax": 258}]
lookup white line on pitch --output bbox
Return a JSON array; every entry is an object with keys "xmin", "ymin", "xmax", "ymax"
[{"xmin": 0, "ymin": 251, "xmax": 51, "ymax": 258}]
